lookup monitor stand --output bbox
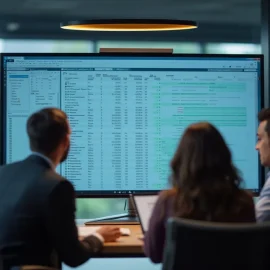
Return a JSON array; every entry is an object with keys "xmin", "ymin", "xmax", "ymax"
[{"xmin": 84, "ymin": 197, "xmax": 139, "ymax": 225}]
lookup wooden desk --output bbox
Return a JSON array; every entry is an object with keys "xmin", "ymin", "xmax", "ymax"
[{"xmin": 79, "ymin": 224, "xmax": 144, "ymax": 258}]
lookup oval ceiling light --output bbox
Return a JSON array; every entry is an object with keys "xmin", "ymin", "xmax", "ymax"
[{"xmin": 60, "ymin": 19, "xmax": 198, "ymax": 31}]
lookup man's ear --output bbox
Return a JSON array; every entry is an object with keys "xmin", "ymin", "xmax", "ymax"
[{"xmin": 64, "ymin": 134, "xmax": 70, "ymax": 146}]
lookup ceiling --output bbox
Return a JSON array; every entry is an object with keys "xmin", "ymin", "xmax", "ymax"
[{"xmin": 0, "ymin": 0, "xmax": 262, "ymax": 42}]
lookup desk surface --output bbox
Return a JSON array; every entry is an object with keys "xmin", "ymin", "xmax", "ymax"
[{"xmin": 79, "ymin": 224, "xmax": 144, "ymax": 257}]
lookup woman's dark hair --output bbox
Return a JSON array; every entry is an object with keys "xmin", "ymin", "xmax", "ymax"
[{"xmin": 170, "ymin": 122, "xmax": 243, "ymax": 221}]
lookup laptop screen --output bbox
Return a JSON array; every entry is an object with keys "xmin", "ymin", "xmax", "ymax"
[{"xmin": 133, "ymin": 195, "xmax": 158, "ymax": 233}]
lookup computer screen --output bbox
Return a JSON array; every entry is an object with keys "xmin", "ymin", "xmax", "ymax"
[
  {"xmin": 1, "ymin": 53, "xmax": 263, "ymax": 195},
  {"xmin": 133, "ymin": 194, "xmax": 158, "ymax": 233}
]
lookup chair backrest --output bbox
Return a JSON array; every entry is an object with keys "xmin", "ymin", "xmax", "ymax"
[
  {"xmin": 0, "ymin": 244, "xmax": 60, "ymax": 270},
  {"xmin": 11, "ymin": 266, "xmax": 58, "ymax": 270},
  {"xmin": 0, "ymin": 253, "xmax": 3, "ymax": 270},
  {"xmin": 162, "ymin": 218, "xmax": 270, "ymax": 270}
]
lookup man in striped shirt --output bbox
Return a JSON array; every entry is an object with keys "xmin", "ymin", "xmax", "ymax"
[{"xmin": 256, "ymin": 108, "xmax": 270, "ymax": 221}]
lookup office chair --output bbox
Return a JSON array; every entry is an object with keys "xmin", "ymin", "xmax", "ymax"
[
  {"xmin": 162, "ymin": 217, "xmax": 270, "ymax": 270},
  {"xmin": 0, "ymin": 253, "xmax": 3, "ymax": 270},
  {"xmin": 10, "ymin": 266, "xmax": 58, "ymax": 270},
  {"xmin": 0, "ymin": 244, "xmax": 59, "ymax": 270}
]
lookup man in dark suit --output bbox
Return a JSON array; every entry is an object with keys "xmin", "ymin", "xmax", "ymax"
[{"xmin": 0, "ymin": 108, "xmax": 121, "ymax": 268}]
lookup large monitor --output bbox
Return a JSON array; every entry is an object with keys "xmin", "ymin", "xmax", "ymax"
[{"xmin": 1, "ymin": 53, "xmax": 263, "ymax": 195}]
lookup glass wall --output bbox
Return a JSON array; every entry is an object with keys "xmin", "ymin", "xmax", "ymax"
[
  {"xmin": 0, "ymin": 39, "xmax": 261, "ymax": 55},
  {"xmin": 205, "ymin": 43, "xmax": 261, "ymax": 54},
  {"xmin": 0, "ymin": 39, "xmax": 261, "ymax": 219},
  {"xmin": 1, "ymin": 39, "xmax": 93, "ymax": 53}
]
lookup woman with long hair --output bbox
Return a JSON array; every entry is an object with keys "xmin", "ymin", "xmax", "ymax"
[{"xmin": 144, "ymin": 122, "xmax": 255, "ymax": 263}]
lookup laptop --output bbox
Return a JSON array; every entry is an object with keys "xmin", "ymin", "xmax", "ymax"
[{"xmin": 132, "ymin": 194, "xmax": 159, "ymax": 237}]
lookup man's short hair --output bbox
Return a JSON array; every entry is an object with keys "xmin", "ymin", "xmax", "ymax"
[
  {"xmin": 258, "ymin": 108, "xmax": 270, "ymax": 136},
  {"xmin": 26, "ymin": 108, "xmax": 69, "ymax": 155}
]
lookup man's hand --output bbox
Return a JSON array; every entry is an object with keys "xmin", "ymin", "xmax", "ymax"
[{"xmin": 96, "ymin": 226, "xmax": 121, "ymax": 242}]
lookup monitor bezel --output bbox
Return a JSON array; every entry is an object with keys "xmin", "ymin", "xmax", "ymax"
[{"xmin": 0, "ymin": 52, "xmax": 264, "ymax": 197}]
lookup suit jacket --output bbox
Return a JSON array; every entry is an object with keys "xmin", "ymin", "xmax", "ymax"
[
  {"xmin": 144, "ymin": 189, "xmax": 256, "ymax": 264},
  {"xmin": 0, "ymin": 155, "xmax": 103, "ymax": 268}
]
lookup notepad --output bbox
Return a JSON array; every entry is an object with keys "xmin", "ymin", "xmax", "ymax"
[{"xmin": 77, "ymin": 226, "xmax": 131, "ymax": 236}]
